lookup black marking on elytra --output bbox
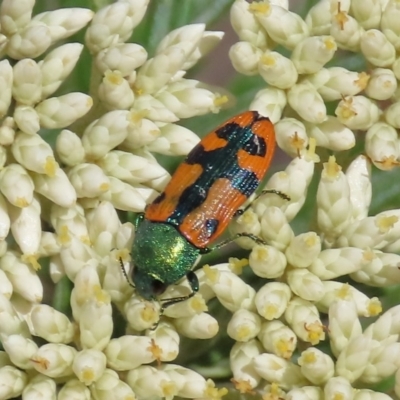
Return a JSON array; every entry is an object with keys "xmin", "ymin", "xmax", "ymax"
[
  {"xmin": 204, "ymin": 218, "xmax": 219, "ymax": 238},
  {"xmin": 152, "ymin": 192, "xmax": 166, "ymax": 204},
  {"xmin": 166, "ymin": 120, "xmax": 269, "ymax": 230}
]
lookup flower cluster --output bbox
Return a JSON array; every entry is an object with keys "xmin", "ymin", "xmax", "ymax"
[
  {"xmin": 226, "ymin": 0, "xmax": 400, "ymax": 398},
  {"xmin": 0, "ymin": 0, "xmax": 400, "ymax": 399}
]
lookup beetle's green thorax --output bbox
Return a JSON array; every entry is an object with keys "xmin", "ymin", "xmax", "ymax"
[{"xmin": 131, "ymin": 218, "xmax": 200, "ymax": 300}]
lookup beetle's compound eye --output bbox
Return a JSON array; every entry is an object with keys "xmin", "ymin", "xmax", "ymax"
[{"xmin": 151, "ymin": 279, "xmax": 168, "ymax": 296}]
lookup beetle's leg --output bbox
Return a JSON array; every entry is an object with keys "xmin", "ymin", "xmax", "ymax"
[
  {"xmin": 159, "ymin": 271, "xmax": 199, "ymax": 312},
  {"xmin": 234, "ymin": 189, "xmax": 290, "ymax": 217},
  {"xmin": 133, "ymin": 212, "xmax": 145, "ymax": 229},
  {"xmin": 201, "ymin": 232, "xmax": 267, "ymax": 253}
]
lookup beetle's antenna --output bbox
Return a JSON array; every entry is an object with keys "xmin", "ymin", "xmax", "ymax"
[{"xmin": 119, "ymin": 257, "xmax": 135, "ymax": 289}]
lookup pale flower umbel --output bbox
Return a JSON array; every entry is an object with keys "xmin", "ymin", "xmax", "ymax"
[{"xmin": 0, "ymin": 0, "xmax": 400, "ymax": 399}]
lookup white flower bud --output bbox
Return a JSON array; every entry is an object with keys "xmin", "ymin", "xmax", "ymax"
[
  {"xmin": 230, "ymin": 339, "xmax": 263, "ymax": 389},
  {"xmin": 384, "ymin": 101, "xmax": 400, "ymax": 130},
  {"xmin": 0, "ymin": 60, "xmax": 12, "ymax": 118},
  {"xmin": 258, "ymin": 320, "xmax": 297, "ymax": 359},
  {"xmin": 11, "ymin": 131, "xmax": 58, "ymax": 176},
  {"xmin": 324, "ymin": 376, "xmax": 354, "ymax": 400},
  {"xmin": 32, "ymin": 8, "xmax": 94, "ymax": 42},
  {"xmin": 253, "ymin": 3, "xmax": 309, "ymax": 50},
  {"xmin": 31, "ymin": 343, "xmax": 76, "ymax": 378},
  {"xmin": 72, "ymin": 349, "xmax": 107, "ymax": 385},
  {"xmin": 0, "ymin": 251, "xmax": 42, "ymax": 302},
  {"xmin": 7, "ymin": 25, "xmax": 52, "ymax": 59},
  {"xmin": 298, "ymin": 347, "xmax": 335, "ymax": 385},
  {"xmin": 100, "ymin": 176, "xmax": 150, "ymax": 212},
  {"xmin": 287, "ymin": 386, "xmax": 324, "ymax": 400},
  {"xmin": 162, "ymin": 364, "xmax": 209, "ymax": 399},
  {"xmin": 336, "ymin": 334, "xmax": 374, "ymax": 382},
  {"xmin": 351, "ymin": 0, "xmax": 381, "ymax": 29},
  {"xmin": 104, "ymin": 335, "xmax": 155, "ymax": 371},
  {"xmin": 146, "ymin": 321, "xmax": 180, "ymax": 362},
  {"xmin": 288, "ymin": 82, "xmax": 327, "ymax": 124},
  {"xmin": 132, "ymin": 94, "xmax": 178, "ymax": 123},
  {"xmin": 292, "ymin": 36, "xmax": 337, "ymax": 74},
  {"xmin": 0, "ymin": 365, "xmax": 27, "ymax": 400},
  {"xmin": 306, "ymin": 0, "xmax": 331, "ymax": 35},
  {"xmin": 56, "ymin": 129, "xmax": 85, "ymax": 166},
  {"xmin": 0, "ymin": 269, "xmax": 12, "ymax": 299},
  {"xmin": 60, "ymin": 240, "xmax": 97, "ymax": 285},
  {"xmin": 361, "ymin": 341, "xmax": 400, "ymax": 384},
  {"xmin": 205, "ymin": 268, "xmax": 255, "ymax": 312},
  {"xmin": 0, "ymin": 293, "xmax": 31, "ymax": 338},
  {"xmin": 230, "ymin": 0, "xmax": 273, "ymax": 49},
  {"xmin": 174, "ymin": 312, "xmax": 219, "ymax": 339},
  {"xmin": 365, "ymin": 122, "xmax": 400, "ymax": 171},
  {"xmin": 0, "ymin": 0, "xmax": 34, "ymax": 36},
  {"xmin": 305, "ymin": 116, "xmax": 355, "ymax": 151},
  {"xmin": 274, "ymin": 118, "xmax": 308, "ymax": 157},
  {"xmin": 381, "ymin": 0, "xmax": 400, "ymax": 50},
  {"xmin": 328, "ymin": 300, "xmax": 362, "ymax": 357},
  {"xmin": 345, "ymin": 155, "xmax": 372, "ymax": 220},
  {"xmin": 136, "ymin": 46, "xmax": 188, "ymax": 92},
  {"xmin": 58, "ymin": 379, "xmax": 90, "ymax": 400},
  {"xmin": 253, "ymin": 353, "xmax": 309, "ymax": 389},
  {"xmin": 82, "ymin": 110, "xmax": 136, "ymax": 160},
  {"xmin": 30, "ymin": 304, "xmax": 74, "ymax": 343},
  {"xmin": 49, "ymin": 255, "xmax": 64, "ymax": 284},
  {"xmin": 227, "ymin": 309, "xmax": 261, "ymax": 341},
  {"xmin": 156, "ymin": 80, "xmax": 223, "ymax": 119},
  {"xmin": 12, "ymin": 58, "xmax": 41, "ymax": 105},
  {"xmin": 330, "ymin": 11, "xmax": 363, "ymax": 51},
  {"xmin": 351, "ymin": 251, "xmax": 400, "ymax": 287},
  {"xmin": 67, "ymin": 163, "xmax": 110, "ymax": 198},
  {"xmin": 22, "ymin": 374, "xmax": 56, "ymax": 399},
  {"xmin": 9, "ymin": 196, "xmax": 41, "ymax": 256},
  {"xmin": 250, "ymin": 87, "xmax": 287, "ymax": 123},
  {"xmin": 98, "ymin": 70, "xmax": 134, "ymax": 110},
  {"xmin": 91, "ymin": 368, "xmax": 135, "ymax": 400},
  {"xmin": 161, "ymin": 287, "xmax": 206, "ymax": 319},
  {"xmin": 126, "ymin": 365, "xmax": 177, "ymax": 400},
  {"xmin": 95, "ymin": 43, "xmax": 147, "ymax": 76},
  {"xmin": 310, "ymin": 247, "xmax": 364, "ymax": 279},
  {"xmin": 316, "ymin": 156, "xmax": 352, "ymax": 244},
  {"xmin": 13, "ymin": 105, "xmax": 40, "ymax": 135},
  {"xmin": 317, "ymin": 281, "xmax": 381, "ymax": 317},
  {"xmin": 249, "ymin": 244, "xmax": 287, "ymax": 278},
  {"xmin": 147, "ymin": 123, "xmax": 199, "ymax": 156},
  {"xmin": 230, "ymin": 208, "xmax": 261, "ymax": 249},
  {"xmin": 85, "ymin": 1, "xmax": 146, "ymax": 54},
  {"xmin": 99, "ymin": 150, "xmax": 168, "ymax": 187},
  {"xmin": 32, "ymin": 168, "xmax": 77, "ymax": 208},
  {"xmin": 285, "ymin": 297, "xmax": 325, "ymax": 345},
  {"xmin": 258, "ymin": 51, "xmax": 298, "ymax": 88},
  {"xmin": 183, "ymin": 30, "xmax": 225, "ymax": 70},
  {"xmin": 0, "ymin": 164, "xmax": 34, "ymax": 208},
  {"xmin": 80, "ymin": 294, "xmax": 113, "ymax": 350},
  {"xmin": 51, "ymin": 202, "xmax": 89, "ymax": 244},
  {"xmin": 360, "ymin": 29, "xmax": 396, "ymax": 67},
  {"xmin": 36, "ymin": 92, "xmax": 92, "ymax": 129},
  {"xmin": 286, "ymin": 232, "xmax": 321, "ymax": 268},
  {"xmin": 261, "ymin": 154, "xmax": 316, "ymax": 217},
  {"xmin": 365, "ymin": 68, "xmax": 397, "ymax": 100},
  {"xmin": 229, "ymin": 41, "xmax": 263, "ymax": 75},
  {"xmin": 287, "ymin": 269, "xmax": 324, "ymax": 302},
  {"xmin": 2, "ymin": 335, "xmax": 37, "ymax": 369},
  {"xmin": 124, "ymin": 298, "xmax": 158, "ymax": 331},
  {"xmin": 338, "ymin": 209, "xmax": 400, "ymax": 250},
  {"xmin": 255, "ymin": 282, "xmax": 291, "ymax": 320},
  {"xmin": 308, "ymin": 67, "xmax": 368, "ymax": 101},
  {"xmin": 39, "ymin": 43, "xmax": 84, "ymax": 98}
]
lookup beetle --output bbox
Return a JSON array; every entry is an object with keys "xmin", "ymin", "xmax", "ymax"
[{"xmin": 125, "ymin": 110, "xmax": 280, "ymax": 311}]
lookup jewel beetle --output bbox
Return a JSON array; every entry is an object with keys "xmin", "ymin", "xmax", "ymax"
[{"xmin": 126, "ymin": 111, "xmax": 277, "ymax": 311}]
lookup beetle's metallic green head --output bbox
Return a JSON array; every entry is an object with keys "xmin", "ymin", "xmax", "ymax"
[{"xmin": 131, "ymin": 219, "xmax": 200, "ymax": 300}]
